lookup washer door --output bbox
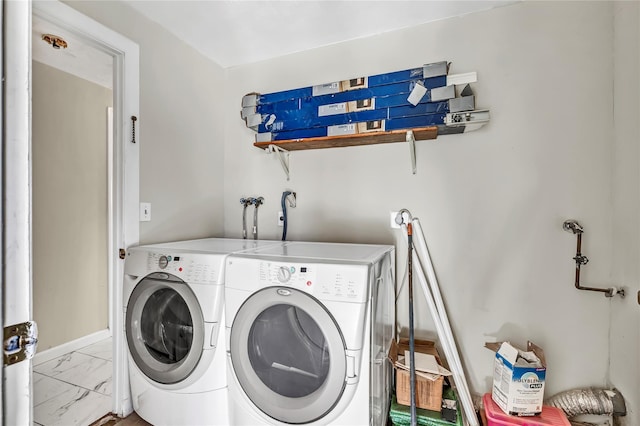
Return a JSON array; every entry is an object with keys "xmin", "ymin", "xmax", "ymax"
[
  {"xmin": 126, "ymin": 273, "xmax": 204, "ymax": 384},
  {"xmin": 230, "ymin": 287, "xmax": 347, "ymax": 424}
]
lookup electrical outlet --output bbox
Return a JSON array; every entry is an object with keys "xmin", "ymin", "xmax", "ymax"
[
  {"xmin": 390, "ymin": 211, "xmax": 400, "ymax": 229},
  {"xmin": 278, "ymin": 211, "xmax": 284, "ymax": 227}
]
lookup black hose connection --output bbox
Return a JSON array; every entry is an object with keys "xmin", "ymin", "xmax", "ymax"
[{"xmin": 280, "ymin": 191, "xmax": 296, "ymax": 241}]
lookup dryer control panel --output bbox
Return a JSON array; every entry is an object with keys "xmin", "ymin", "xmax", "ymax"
[{"xmin": 232, "ymin": 260, "xmax": 370, "ymax": 303}]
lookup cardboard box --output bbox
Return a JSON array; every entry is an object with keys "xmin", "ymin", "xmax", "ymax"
[
  {"xmin": 253, "ymin": 76, "xmax": 447, "ymax": 110},
  {"xmin": 448, "ymin": 95, "xmax": 475, "ymax": 113},
  {"xmin": 254, "ymin": 100, "xmax": 447, "ymax": 133},
  {"xmin": 327, "ymin": 120, "xmax": 386, "ymax": 137},
  {"xmin": 311, "ymin": 77, "xmax": 368, "ymax": 96},
  {"xmin": 368, "ymin": 61, "xmax": 448, "ymax": 87},
  {"xmin": 255, "ymin": 110, "xmax": 446, "ymax": 142},
  {"xmin": 389, "ymin": 339, "xmax": 445, "ymax": 412},
  {"xmin": 431, "ymin": 85, "xmax": 456, "ymax": 102},
  {"xmin": 317, "ymin": 98, "xmax": 375, "ymax": 117},
  {"xmin": 485, "ymin": 341, "xmax": 547, "ymax": 417}
]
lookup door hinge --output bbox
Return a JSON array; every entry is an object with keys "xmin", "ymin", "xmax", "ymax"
[
  {"xmin": 119, "ymin": 248, "xmax": 126, "ymax": 259},
  {"xmin": 4, "ymin": 321, "xmax": 38, "ymax": 366}
]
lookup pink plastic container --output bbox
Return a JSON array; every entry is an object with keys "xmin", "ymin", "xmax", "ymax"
[{"xmin": 483, "ymin": 394, "xmax": 570, "ymax": 426}]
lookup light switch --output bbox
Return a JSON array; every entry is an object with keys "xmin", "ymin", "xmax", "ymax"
[{"xmin": 140, "ymin": 202, "xmax": 151, "ymax": 222}]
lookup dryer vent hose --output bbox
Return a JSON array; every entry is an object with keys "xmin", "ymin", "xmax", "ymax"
[{"xmin": 544, "ymin": 388, "xmax": 626, "ymax": 419}]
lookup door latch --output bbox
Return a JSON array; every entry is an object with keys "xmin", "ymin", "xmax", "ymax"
[{"xmin": 4, "ymin": 321, "xmax": 38, "ymax": 366}]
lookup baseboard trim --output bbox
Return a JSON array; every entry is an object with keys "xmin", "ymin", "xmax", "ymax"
[{"xmin": 34, "ymin": 329, "xmax": 111, "ymax": 366}]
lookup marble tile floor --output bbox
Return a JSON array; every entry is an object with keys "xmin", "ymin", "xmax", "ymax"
[{"xmin": 34, "ymin": 337, "xmax": 113, "ymax": 426}]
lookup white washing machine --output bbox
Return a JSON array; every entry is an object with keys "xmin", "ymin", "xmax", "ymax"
[
  {"xmin": 123, "ymin": 238, "xmax": 282, "ymax": 426},
  {"xmin": 224, "ymin": 241, "xmax": 396, "ymax": 426}
]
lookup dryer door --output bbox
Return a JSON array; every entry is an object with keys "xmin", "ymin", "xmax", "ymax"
[
  {"xmin": 230, "ymin": 287, "xmax": 347, "ymax": 424},
  {"xmin": 126, "ymin": 273, "xmax": 204, "ymax": 384}
]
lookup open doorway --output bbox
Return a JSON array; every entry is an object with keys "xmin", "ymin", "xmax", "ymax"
[
  {"xmin": 8, "ymin": 1, "xmax": 141, "ymax": 424},
  {"xmin": 31, "ymin": 13, "xmax": 115, "ymax": 425}
]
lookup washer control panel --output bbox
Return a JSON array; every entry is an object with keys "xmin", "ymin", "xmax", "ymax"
[
  {"xmin": 145, "ymin": 252, "xmax": 220, "ymax": 284},
  {"xmin": 260, "ymin": 262, "xmax": 316, "ymax": 288},
  {"xmin": 250, "ymin": 260, "xmax": 368, "ymax": 303}
]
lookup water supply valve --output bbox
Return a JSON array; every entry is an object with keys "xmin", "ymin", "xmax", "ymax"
[
  {"xmin": 562, "ymin": 220, "xmax": 624, "ymax": 298},
  {"xmin": 573, "ymin": 254, "xmax": 589, "ymax": 266}
]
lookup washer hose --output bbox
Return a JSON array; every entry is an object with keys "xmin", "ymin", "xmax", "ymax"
[
  {"xmin": 280, "ymin": 191, "xmax": 296, "ymax": 241},
  {"xmin": 240, "ymin": 198, "xmax": 251, "ymax": 239},
  {"xmin": 251, "ymin": 197, "xmax": 264, "ymax": 240}
]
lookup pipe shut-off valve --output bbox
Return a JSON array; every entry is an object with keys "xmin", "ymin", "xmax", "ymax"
[
  {"xmin": 562, "ymin": 220, "xmax": 625, "ymax": 298},
  {"xmin": 240, "ymin": 196, "xmax": 264, "ymax": 240},
  {"xmin": 562, "ymin": 220, "xmax": 589, "ymax": 266}
]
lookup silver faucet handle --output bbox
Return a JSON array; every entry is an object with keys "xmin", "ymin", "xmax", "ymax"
[{"xmin": 563, "ymin": 219, "xmax": 583, "ymax": 234}]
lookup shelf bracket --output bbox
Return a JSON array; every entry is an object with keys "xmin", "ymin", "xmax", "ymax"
[
  {"xmin": 265, "ymin": 144, "xmax": 290, "ymax": 181},
  {"xmin": 407, "ymin": 130, "xmax": 417, "ymax": 175}
]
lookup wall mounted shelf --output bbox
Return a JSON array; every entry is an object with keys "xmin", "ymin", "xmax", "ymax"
[
  {"xmin": 256, "ymin": 127, "xmax": 438, "ymax": 179},
  {"xmin": 253, "ymin": 126, "xmax": 437, "ymax": 151}
]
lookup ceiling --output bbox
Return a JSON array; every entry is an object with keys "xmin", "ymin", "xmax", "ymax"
[
  {"xmin": 122, "ymin": 0, "xmax": 515, "ymax": 68},
  {"xmin": 32, "ymin": 1, "xmax": 515, "ymax": 89}
]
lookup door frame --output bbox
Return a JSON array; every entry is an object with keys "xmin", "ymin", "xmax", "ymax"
[
  {"xmin": 4, "ymin": 0, "xmax": 140, "ymax": 421},
  {"xmin": 0, "ymin": 1, "xmax": 4, "ymax": 421},
  {"xmin": 32, "ymin": 1, "xmax": 140, "ymax": 417},
  {"xmin": 3, "ymin": 1, "xmax": 35, "ymax": 424}
]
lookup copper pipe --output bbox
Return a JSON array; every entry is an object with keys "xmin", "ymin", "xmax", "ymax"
[
  {"xmin": 564, "ymin": 220, "xmax": 624, "ymax": 298},
  {"xmin": 574, "ymin": 233, "xmax": 611, "ymax": 295}
]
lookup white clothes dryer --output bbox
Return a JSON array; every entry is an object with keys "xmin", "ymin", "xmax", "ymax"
[
  {"xmin": 123, "ymin": 238, "xmax": 282, "ymax": 426},
  {"xmin": 224, "ymin": 241, "xmax": 395, "ymax": 426}
]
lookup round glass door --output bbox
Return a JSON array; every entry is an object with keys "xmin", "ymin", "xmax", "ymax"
[
  {"xmin": 230, "ymin": 287, "xmax": 346, "ymax": 424},
  {"xmin": 126, "ymin": 274, "xmax": 204, "ymax": 384}
]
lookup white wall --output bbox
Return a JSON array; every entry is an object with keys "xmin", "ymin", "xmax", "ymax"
[
  {"xmin": 224, "ymin": 1, "xmax": 624, "ymax": 401},
  {"xmin": 611, "ymin": 2, "xmax": 639, "ymax": 423},
  {"xmin": 65, "ymin": 0, "xmax": 227, "ymax": 244},
  {"xmin": 32, "ymin": 61, "xmax": 111, "ymax": 350},
  {"xmin": 62, "ymin": 0, "xmax": 639, "ymax": 414}
]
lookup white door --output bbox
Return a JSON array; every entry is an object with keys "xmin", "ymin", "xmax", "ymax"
[
  {"xmin": 1, "ymin": 2, "xmax": 4, "ymax": 420},
  {"xmin": 3, "ymin": 0, "xmax": 140, "ymax": 421},
  {"xmin": 3, "ymin": 1, "xmax": 34, "ymax": 424}
]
